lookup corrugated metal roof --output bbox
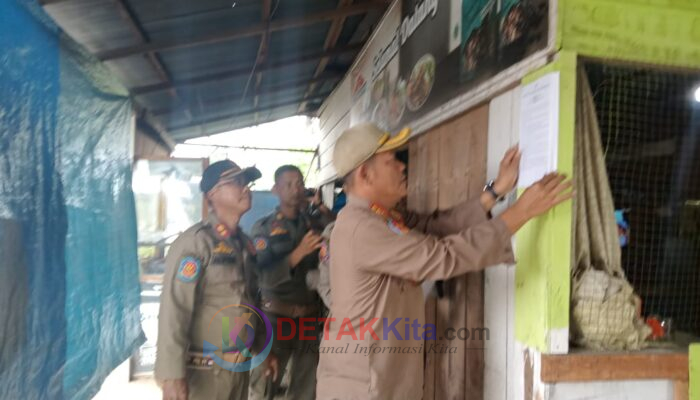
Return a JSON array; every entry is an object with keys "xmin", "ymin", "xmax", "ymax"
[{"xmin": 40, "ymin": 0, "xmax": 388, "ymax": 142}]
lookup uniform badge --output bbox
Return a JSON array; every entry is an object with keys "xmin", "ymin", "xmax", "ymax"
[
  {"xmin": 177, "ymin": 256, "xmax": 201, "ymax": 283},
  {"xmin": 270, "ymin": 227, "xmax": 288, "ymax": 236},
  {"xmin": 215, "ymin": 223, "xmax": 230, "ymax": 239},
  {"xmin": 214, "ymin": 242, "xmax": 234, "ymax": 254},
  {"xmin": 387, "ymin": 219, "xmax": 409, "ymax": 235},
  {"xmin": 319, "ymin": 242, "xmax": 330, "ymax": 263},
  {"xmin": 254, "ymin": 237, "xmax": 268, "ymax": 251}
]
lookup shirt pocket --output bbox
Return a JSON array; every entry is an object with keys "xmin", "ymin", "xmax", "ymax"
[
  {"xmin": 201, "ymin": 262, "xmax": 246, "ymax": 308},
  {"xmin": 205, "ymin": 257, "xmax": 245, "ymax": 287},
  {"xmin": 269, "ymin": 234, "xmax": 295, "ymax": 255}
]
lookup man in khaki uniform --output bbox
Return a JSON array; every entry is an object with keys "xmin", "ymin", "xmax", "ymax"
[
  {"xmin": 248, "ymin": 165, "xmax": 333, "ymax": 400},
  {"xmin": 316, "ymin": 123, "xmax": 572, "ymax": 400},
  {"xmin": 156, "ymin": 160, "xmax": 277, "ymax": 400}
]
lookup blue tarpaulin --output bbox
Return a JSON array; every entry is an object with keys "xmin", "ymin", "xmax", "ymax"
[{"xmin": 0, "ymin": 1, "xmax": 145, "ymax": 399}]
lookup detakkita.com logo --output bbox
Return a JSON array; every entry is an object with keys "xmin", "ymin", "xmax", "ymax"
[{"xmin": 203, "ymin": 304, "xmax": 273, "ymax": 372}]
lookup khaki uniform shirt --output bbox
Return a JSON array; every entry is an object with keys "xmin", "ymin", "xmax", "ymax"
[
  {"xmin": 155, "ymin": 212, "xmax": 259, "ymax": 380},
  {"xmin": 316, "ymin": 195, "xmax": 514, "ymax": 400},
  {"xmin": 251, "ymin": 209, "xmax": 329, "ymax": 306}
]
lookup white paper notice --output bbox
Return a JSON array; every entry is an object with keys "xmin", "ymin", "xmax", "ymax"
[{"xmin": 518, "ymin": 72, "xmax": 560, "ymax": 188}]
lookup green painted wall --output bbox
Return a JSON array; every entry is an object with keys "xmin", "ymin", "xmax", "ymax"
[
  {"xmin": 691, "ymin": 344, "xmax": 700, "ymax": 400},
  {"xmin": 558, "ymin": 0, "xmax": 700, "ymax": 68},
  {"xmin": 514, "ymin": 51, "xmax": 577, "ymax": 352}
]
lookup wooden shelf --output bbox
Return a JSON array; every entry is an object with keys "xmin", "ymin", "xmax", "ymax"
[{"xmin": 540, "ymin": 350, "xmax": 689, "ymax": 383}]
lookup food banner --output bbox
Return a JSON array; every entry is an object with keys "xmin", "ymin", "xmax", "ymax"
[
  {"xmin": 349, "ymin": 0, "xmax": 548, "ymax": 131},
  {"xmin": 349, "ymin": 2, "xmax": 402, "ymax": 128}
]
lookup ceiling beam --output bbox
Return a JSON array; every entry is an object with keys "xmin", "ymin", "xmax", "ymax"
[
  {"xmin": 170, "ymin": 112, "xmax": 304, "ymax": 141},
  {"xmin": 168, "ymin": 91, "xmax": 332, "ymax": 131},
  {"xmin": 96, "ymin": 3, "xmax": 384, "ymax": 61},
  {"xmin": 151, "ymin": 74, "xmax": 340, "ymax": 116},
  {"xmin": 176, "ymin": 142, "xmax": 316, "ymax": 153},
  {"xmin": 131, "ymin": 43, "xmax": 362, "ymax": 95},
  {"xmin": 38, "ymin": 0, "xmax": 71, "ymax": 5},
  {"xmin": 252, "ymin": 0, "xmax": 273, "ymax": 123},
  {"xmin": 299, "ymin": 0, "xmax": 354, "ymax": 112},
  {"xmin": 256, "ymin": 73, "xmax": 341, "ymax": 96}
]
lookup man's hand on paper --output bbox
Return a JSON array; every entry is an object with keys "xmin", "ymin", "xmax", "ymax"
[
  {"xmin": 494, "ymin": 145, "xmax": 521, "ymax": 195},
  {"xmin": 500, "ymin": 172, "xmax": 573, "ymax": 234}
]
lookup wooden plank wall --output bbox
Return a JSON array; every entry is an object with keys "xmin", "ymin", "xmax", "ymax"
[
  {"xmin": 484, "ymin": 87, "xmax": 521, "ymax": 400},
  {"xmin": 407, "ymin": 104, "xmax": 490, "ymax": 400},
  {"xmin": 409, "ymin": 131, "xmax": 440, "ymax": 400}
]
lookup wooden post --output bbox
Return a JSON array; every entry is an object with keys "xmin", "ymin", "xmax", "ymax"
[{"xmin": 675, "ymin": 380, "xmax": 689, "ymax": 400}]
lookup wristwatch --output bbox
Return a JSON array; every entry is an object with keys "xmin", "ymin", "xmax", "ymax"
[{"xmin": 483, "ymin": 179, "xmax": 504, "ymax": 202}]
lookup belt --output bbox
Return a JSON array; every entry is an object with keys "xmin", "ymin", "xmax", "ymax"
[
  {"xmin": 186, "ymin": 351, "xmax": 247, "ymax": 370},
  {"xmin": 261, "ymin": 297, "xmax": 319, "ymax": 318},
  {"xmin": 187, "ymin": 352, "xmax": 214, "ymax": 370}
]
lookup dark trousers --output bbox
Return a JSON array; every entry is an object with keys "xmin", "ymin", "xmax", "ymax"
[{"xmin": 248, "ymin": 313, "xmax": 320, "ymax": 400}]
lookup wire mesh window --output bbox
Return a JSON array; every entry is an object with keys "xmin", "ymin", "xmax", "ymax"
[{"xmin": 585, "ymin": 62, "xmax": 700, "ymax": 340}]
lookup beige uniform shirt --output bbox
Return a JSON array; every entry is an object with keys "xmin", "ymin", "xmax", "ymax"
[
  {"xmin": 155, "ymin": 213, "xmax": 259, "ymax": 380},
  {"xmin": 316, "ymin": 195, "xmax": 514, "ymax": 400}
]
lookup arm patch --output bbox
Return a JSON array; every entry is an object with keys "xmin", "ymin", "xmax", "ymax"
[{"xmin": 177, "ymin": 256, "xmax": 202, "ymax": 283}]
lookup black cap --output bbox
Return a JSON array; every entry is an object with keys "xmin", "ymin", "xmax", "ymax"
[{"xmin": 200, "ymin": 160, "xmax": 262, "ymax": 193}]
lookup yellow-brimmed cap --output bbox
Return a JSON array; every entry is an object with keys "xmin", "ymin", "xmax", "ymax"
[{"xmin": 332, "ymin": 122, "xmax": 410, "ymax": 178}]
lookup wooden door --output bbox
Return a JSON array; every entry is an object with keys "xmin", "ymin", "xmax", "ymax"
[{"xmin": 407, "ymin": 104, "xmax": 489, "ymax": 400}]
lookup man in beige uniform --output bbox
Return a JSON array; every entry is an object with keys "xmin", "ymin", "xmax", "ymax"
[
  {"xmin": 316, "ymin": 123, "xmax": 572, "ymax": 399},
  {"xmin": 156, "ymin": 160, "xmax": 277, "ymax": 400}
]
